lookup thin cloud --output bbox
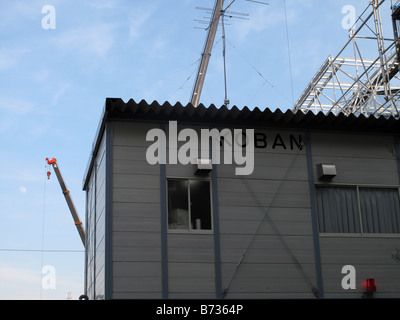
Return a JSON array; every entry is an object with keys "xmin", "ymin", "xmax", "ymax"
[
  {"xmin": 0, "ymin": 264, "xmax": 40, "ymax": 300},
  {"xmin": 0, "ymin": 48, "xmax": 27, "ymax": 70},
  {"xmin": 87, "ymin": 0, "xmax": 116, "ymax": 10},
  {"xmin": 0, "ymin": 262, "xmax": 83, "ymax": 300},
  {"xmin": 0, "ymin": 98, "xmax": 33, "ymax": 116},
  {"xmin": 232, "ymin": 3, "xmax": 297, "ymax": 42},
  {"xmin": 128, "ymin": 10, "xmax": 154, "ymax": 41},
  {"xmin": 52, "ymin": 83, "xmax": 71, "ymax": 105},
  {"xmin": 0, "ymin": 264, "xmax": 39, "ymax": 286},
  {"xmin": 56, "ymin": 24, "xmax": 114, "ymax": 59}
]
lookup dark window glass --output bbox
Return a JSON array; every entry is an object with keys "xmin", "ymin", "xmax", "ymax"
[
  {"xmin": 167, "ymin": 179, "xmax": 212, "ymax": 231},
  {"xmin": 316, "ymin": 186, "xmax": 360, "ymax": 233}
]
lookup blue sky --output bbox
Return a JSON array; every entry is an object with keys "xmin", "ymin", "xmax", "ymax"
[{"xmin": 0, "ymin": 0, "xmax": 396, "ymax": 299}]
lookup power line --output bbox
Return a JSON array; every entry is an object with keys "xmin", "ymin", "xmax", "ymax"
[
  {"xmin": 124, "ymin": 58, "xmax": 201, "ymax": 101},
  {"xmin": 167, "ymin": 64, "xmax": 199, "ymax": 102},
  {"xmin": 0, "ymin": 248, "xmax": 84, "ymax": 253},
  {"xmin": 283, "ymin": 0, "xmax": 295, "ymax": 106},
  {"xmin": 226, "ymin": 38, "xmax": 293, "ymax": 105}
]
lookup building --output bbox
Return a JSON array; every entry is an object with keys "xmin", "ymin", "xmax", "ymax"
[{"xmin": 82, "ymin": 98, "xmax": 400, "ymax": 300}]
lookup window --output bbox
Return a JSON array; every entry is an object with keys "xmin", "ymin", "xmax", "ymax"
[
  {"xmin": 316, "ymin": 187, "xmax": 360, "ymax": 233},
  {"xmin": 359, "ymin": 188, "xmax": 400, "ymax": 233},
  {"xmin": 316, "ymin": 186, "xmax": 400, "ymax": 234},
  {"xmin": 167, "ymin": 179, "xmax": 212, "ymax": 232}
]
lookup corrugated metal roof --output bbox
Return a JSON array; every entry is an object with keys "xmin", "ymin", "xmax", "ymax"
[{"xmin": 104, "ymin": 98, "xmax": 400, "ymax": 132}]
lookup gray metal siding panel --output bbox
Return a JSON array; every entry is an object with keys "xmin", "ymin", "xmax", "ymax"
[
  {"xmin": 311, "ymin": 133, "xmax": 395, "ymax": 157},
  {"xmin": 396, "ymin": 137, "xmax": 400, "ymax": 185},
  {"xmin": 104, "ymin": 121, "xmax": 113, "ymax": 300},
  {"xmin": 167, "ymin": 234, "xmax": 216, "ymax": 298},
  {"xmin": 113, "ymin": 173, "xmax": 159, "ymax": 189},
  {"xmin": 216, "ymin": 140, "xmax": 318, "ymax": 298},
  {"xmin": 112, "ymin": 202, "xmax": 160, "ymax": 218},
  {"xmin": 221, "ymin": 242, "xmax": 316, "ymax": 264},
  {"xmin": 113, "ymin": 188, "xmax": 161, "ymax": 203},
  {"xmin": 160, "ymin": 160, "xmax": 168, "ymax": 298},
  {"xmin": 113, "ymin": 245, "xmax": 161, "ymax": 262},
  {"xmin": 85, "ymin": 129, "xmax": 107, "ymax": 300},
  {"xmin": 85, "ymin": 174, "xmax": 95, "ymax": 298},
  {"xmin": 305, "ymin": 131, "xmax": 324, "ymax": 298},
  {"xmin": 112, "ymin": 276, "xmax": 162, "ymax": 293},
  {"xmin": 111, "ymin": 121, "xmax": 163, "ymax": 298},
  {"xmin": 211, "ymin": 164, "xmax": 222, "ymax": 298},
  {"xmin": 113, "ymin": 159, "xmax": 158, "ymax": 175},
  {"xmin": 113, "ymin": 228, "xmax": 162, "ymax": 248},
  {"xmin": 319, "ymin": 237, "xmax": 400, "ymax": 298},
  {"xmin": 113, "ymin": 216, "xmax": 161, "ymax": 232},
  {"xmin": 217, "ymin": 155, "xmax": 308, "ymax": 180},
  {"xmin": 312, "ymin": 133, "xmax": 398, "ymax": 185},
  {"xmin": 313, "ymin": 156, "xmax": 398, "ymax": 185}
]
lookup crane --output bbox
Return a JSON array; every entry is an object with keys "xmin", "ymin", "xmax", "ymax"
[
  {"xmin": 191, "ymin": 0, "xmax": 225, "ymax": 107},
  {"xmin": 46, "ymin": 158, "xmax": 86, "ymax": 247}
]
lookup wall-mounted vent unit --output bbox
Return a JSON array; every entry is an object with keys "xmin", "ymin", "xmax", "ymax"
[
  {"xmin": 317, "ymin": 163, "xmax": 337, "ymax": 181},
  {"xmin": 194, "ymin": 159, "xmax": 212, "ymax": 176}
]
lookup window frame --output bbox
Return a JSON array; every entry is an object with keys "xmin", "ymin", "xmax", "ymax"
[
  {"xmin": 166, "ymin": 176, "xmax": 213, "ymax": 234},
  {"xmin": 315, "ymin": 183, "xmax": 400, "ymax": 238}
]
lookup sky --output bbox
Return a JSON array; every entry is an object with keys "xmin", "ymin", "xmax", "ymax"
[{"xmin": 0, "ymin": 0, "xmax": 397, "ymax": 300}]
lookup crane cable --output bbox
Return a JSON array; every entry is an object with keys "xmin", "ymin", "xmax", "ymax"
[{"xmin": 40, "ymin": 161, "xmax": 49, "ymax": 299}]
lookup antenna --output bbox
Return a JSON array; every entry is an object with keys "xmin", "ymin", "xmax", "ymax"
[
  {"xmin": 191, "ymin": 0, "xmax": 224, "ymax": 108},
  {"xmin": 194, "ymin": 6, "xmax": 247, "ymax": 29},
  {"xmin": 246, "ymin": 0, "xmax": 269, "ymax": 5},
  {"xmin": 191, "ymin": 0, "xmax": 267, "ymax": 107}
]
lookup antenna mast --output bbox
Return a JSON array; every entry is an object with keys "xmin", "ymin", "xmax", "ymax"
[
  {"xmin": 191, "ymin": 0, "xmax": 225, "ymax": 107},
  {"xmin": 191, "ymin": 0, "xmax": 266, "ymax": 107},
  {"xmin": 222, "ymin": 12, "xmax": 230, "ymax": 106}
]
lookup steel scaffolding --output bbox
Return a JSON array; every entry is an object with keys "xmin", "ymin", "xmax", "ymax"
[{"xmin": 293, "ymin": 0, "xmax": 400, "ymax": 118}]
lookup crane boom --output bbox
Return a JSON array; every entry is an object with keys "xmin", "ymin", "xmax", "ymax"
[
  {"xmin": 191, "ymin": 0, "xmax": 224, "ymax": 107},
  {"xmin": 46, "ymin": 158, "xmax": 86, "ymax": 247}
]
